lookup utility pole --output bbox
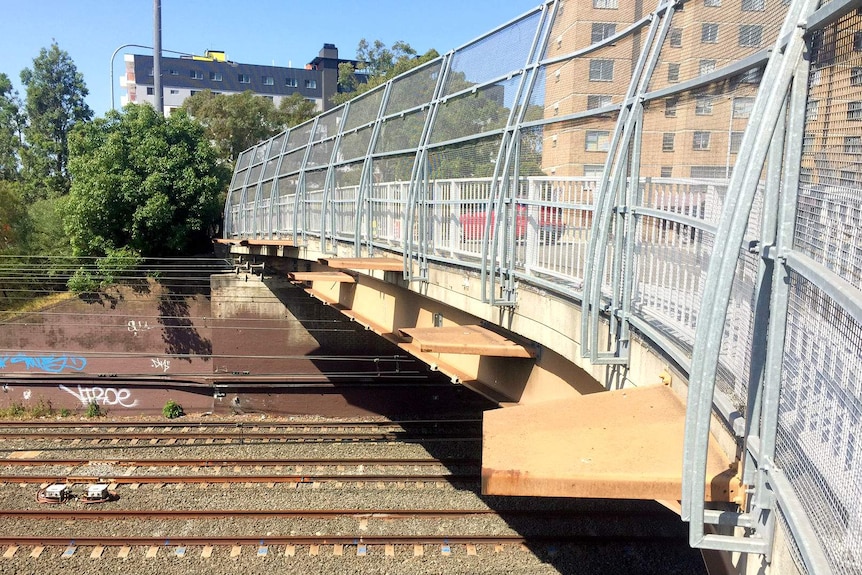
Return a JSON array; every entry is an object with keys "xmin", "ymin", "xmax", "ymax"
[{"xmin": 153, "ymin": 0, "xmax": 163, "ymax": 115}]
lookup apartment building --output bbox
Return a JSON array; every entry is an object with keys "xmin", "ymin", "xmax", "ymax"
[{"xmin": 120, "ymin": 44, "xmax": 359, "ymax": 115}]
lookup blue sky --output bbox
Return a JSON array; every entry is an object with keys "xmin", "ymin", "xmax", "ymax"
[{"xmin": 0, "ymin": 0, "xmax": 541, "ymax": 117}]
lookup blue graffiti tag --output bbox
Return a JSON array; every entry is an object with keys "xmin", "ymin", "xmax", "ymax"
[{"xmin": 0, "ymin": 354, "xmax": 87, "ymax": 373}]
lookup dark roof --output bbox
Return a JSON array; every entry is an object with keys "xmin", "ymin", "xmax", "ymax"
[{"xmin": 133, "ymin": 55, "xmax": 324, "ymax": 98}]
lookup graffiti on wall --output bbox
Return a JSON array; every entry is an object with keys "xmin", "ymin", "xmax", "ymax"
[
  {"xmin": 59, "ymin": 384, "xmax": 139, "ymax": 408},
  {"xmin": 151, "ymin": 358, "xmax": 171, "ymax": 372},
  {"xmin": 127, "ymin": 320, "xmax": 153, "ymax": 336},
  {"xmin": 0, "ymin": 354, "xmax": 87, "ymax": 373}
]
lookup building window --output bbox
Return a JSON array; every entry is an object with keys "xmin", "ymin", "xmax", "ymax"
[
  {"xmin": 190, "ymin": 90, "xmax": 200, "ymax": 96},
  {"xmin": 701, "ymin": 23, "xmax": 719, "ymax": 44},
  {"xmin": 263, "ymin": 76, "xmax": 274, "ymax": 86},
  {"xmin": 585, "ymin": 130, "xmax": 611, "ymax": 151},
  {"xmin": 591, "ymin": 23, "xmax": 616, "ymax": 43},
  {"xmin": 662, "ymin": 133, "xmax": 675, "ymax": 151},
  {"xmin": 845, "ymin": 136, "xmax": 862, "ymax": 154},
  {"xmin": 668, "ymin": 63, "xmax": 680, "ymax": 82},
  {"xmin": 146, "ymin": 87, "xmax": 154, "ymax": 95},
  {"xmin": 169, "ymin": 89, "xmax": 180, "ymax": 95},
  {"xmin": 730, "ymin": 131, "xmax": 744, "ymax": 154},
  {"xmin": 733, "ymin": 97, "xmax": 754, "ymax": 118},
  {"xmin": 593, "ymin": 0, "xmax": 618, "ymax": 8},
  {"xmin": 661, "ymin": 166, "xmax": 673, "ymax": 177},
  {"xmin": 584, "ymin": 165, "xmax": 605, "ymax": 178},
  {"xmin": 695, "ymin": 95, "xmax": 714, "ymax": 115},
  {"xmin": 210, "ymin": 71, "xmax": 222, "ymax": 81},
  {"xmin": 670, "ymin": 28, "xmax": 683, "ymax": 47},
  {"xmin": 589, "ymin": 59, "xmax": 614, "ymax": 81},
  {"xmin": 148, "ymin": 68, "xmax": 153, "ymax": 76},
  {"xmin": 262, "ymin": 95, "xmax": 274, "ymax": 101},
  {"xmin": 739, "ymin": 67, "xmax": 763, "ymax": 84},
  {"xmin": 286, "ymin": 78, "xmax": 298, "ymax": 87},
  {"xmin": 851, "ymin": 67, "xmax": 862, "ymax": 86},
  {"xmin": 693, "ymin": 131, "xmax": 711, "ymax": 150},
  {"xmin": 169, "ymin": 69, "xmax": 179, "ymax": 76},
  {"xmin": 739, "ymin": 25, "xmax": 763, "ymax": 47},
  {"xmin": 191, "ymin": 70, "xmax": 203, "ymax": 80},
  {"xmin": 699, "ymin": 59, "xmax": 717, "ymax": 75},
  {"xmin": 742, "ymin": 0, "xmax": 765, "ymax": 11},
  {"xmin": 665, "ymin": 97, "xmax": 678, "ymax": 117},
  {"xmin": 305, "ymin": 79, "xmax": 317, "ymax": 89},
  {"xmin": 802, "ymin": 134, "xmax": 814, "ymax": 152},
  {"xmin": 704, "ymin": 0, "xmax": 721, "ymax": 6},
  {"xmin": 855, "ymin": 32, "xmax": 862, "ymax": 51},
  {"xmin": 587, "ymin": 95, "xmax": 612, "ymax": 109},
  {"xmin": 848, "ymin": 101, "xmax": 862, "ymax": 120},
  {"xmin": 806, "ymin": 99, "xmax": 819, "ymax": 121}
]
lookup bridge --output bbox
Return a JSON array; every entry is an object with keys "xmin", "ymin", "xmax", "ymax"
[{"xmin": 217, "ymin": 0, "xmax": 862, "ymax": 573}]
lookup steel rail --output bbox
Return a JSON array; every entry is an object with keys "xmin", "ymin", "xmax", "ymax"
[
  {"xmin": 0, "ymin": 533, "xmax": 684, "ymax": 546},
  {"xmin": 0, "ymin": 418, "xmax": 482, "ymax": 428},
  {"xmin": 0, "ymin": 431, "xmax": 481, "ymax": 442},
  {"xmin": 2, "ymin": 473, "xmax": 477, "ymax": 484},
  {"xmin": 0, "ymin": 457, "xmax": 480, "ymax": 467}
]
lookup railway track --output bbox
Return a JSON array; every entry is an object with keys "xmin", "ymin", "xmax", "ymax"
[
  {"xmin": 0, "ymin": 416, "xmax": 707, "ymax": 573},
  {"xmin": 0, "ymin": 418, "xmax": 483, "ymax": 444}
]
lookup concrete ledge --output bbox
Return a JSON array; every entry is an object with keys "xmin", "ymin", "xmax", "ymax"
[
  {"xmin": 399, "ymin": 325, "xmax": 537, "ymax": 358},
  {"xmin": 288, "ymin": 271, "xmax": 356, "ymax": 283},
  {"xmin": 482, "ymin": 384, "xmax": 739, "ymax": 502},
  {"xmin": 319, "ymin": 257, "xmax": 404, "ymax": 271}
]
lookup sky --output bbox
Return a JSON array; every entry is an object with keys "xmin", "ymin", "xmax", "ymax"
[{"xmin": 0, "ymin": 0, "xmax": 541, "ymax": 117}]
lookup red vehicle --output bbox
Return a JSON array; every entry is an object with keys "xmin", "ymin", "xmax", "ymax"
[{"xmin": 460, "ymin": 204, "xmax": 565, "ymax": 243}]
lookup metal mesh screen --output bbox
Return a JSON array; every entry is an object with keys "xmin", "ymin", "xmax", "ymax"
[
  {"xmin": 384, "ymin": 61, "xmax": 443, "ymax": 116},
  {"xmin": 778, "ymin": 271, "xmax": 862, "ymax": 574},
  {"xmin": 444, "ymin": 11, "xmax": 541, "ymax": 96},
  {"xmin": 796, "ymin": 10, "xmax": 862, "ymax": 290},
  {"xmin": 343, "ymin": 88, "xmax": 384, "ymax": 131},
  {"xmin": 429, "ymin": 76, "xmax": 520, "ymax": 145},
  {"xmin": 649, "ymin": 1, "xmax": 787, "ymax": 93},
  {"xmin": 374, "ymin": 109, "xmax": 428, "ymax": 154}
]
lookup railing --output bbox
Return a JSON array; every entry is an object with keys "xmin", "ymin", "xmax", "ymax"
[{"xmin": 222, "ymin": 0, "xmax": 862, "ymax": 572}]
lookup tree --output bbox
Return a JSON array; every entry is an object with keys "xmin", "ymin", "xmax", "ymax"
[
  {"xmin": 331, "ymin": 41, "xmax": 438, "ymax": 106},
  {"xmin": 278, "ymin": 92, "xmax": 317, "ymax": 128},
  {"xmin": 183, "ymin": 90, "xmax": 316, "ymax": 163},
  {"xmin": 20, "ymin": 42, "xmax": 92, "ymax": 200},
  {"xmin": 0, "ymin": 180, "xmax": 27, "ymax": 252},
  {"xmin": 66, "ymin": 105, "xmax": 230, "ymax": 257},
  {"xmin": 0, "ymin": 73, "xmax": 23, "ymax": 180}
]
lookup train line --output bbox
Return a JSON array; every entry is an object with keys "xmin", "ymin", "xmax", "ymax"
[{"xmin": 0, "ymin": 419, "xmax": 483, "ymax": 444}]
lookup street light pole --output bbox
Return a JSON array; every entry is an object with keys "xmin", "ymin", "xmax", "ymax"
[
  {"xmin": 153, "ymin": 0, "xmax": 163, "ymax": 114},
  {"xmin": 110, "ymin": 43, "xmax": 153, "ymax": 111},
  {"xmin": 110, "ymin": 44, "xmax": 192, "ymax": 112}
]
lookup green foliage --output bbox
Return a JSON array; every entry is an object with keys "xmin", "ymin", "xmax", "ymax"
[
  {"xmin": 0, "ymin": 180, "xmax": 28, "ymax": 252},
  {"xmin": 0, "ymin": 399, "xmax": 62, "ymax": 419},
  {"xmin": 60, "ymin": 407, "xmax": 71, "ymax": 417},
  {"xmin": 277, "ymin": 93, "xmax": 317, "ymax": 129},
  {"xmin": 96, "ymin": 246, "xmax": 142, "ymax": 285},
  {"xmin": 0, "ymin": 73, "xmax": 23, "ymax": 181},
  {"xmin": 66, "ymin": 104, "xmax": 230, "ymax": 257},
  {"xmin": 20, "ymin": 42, "xmax": 93, "ymax": 201},
  {"xmin": 183, "ymin": 90, "xmax": 315, "ymax": 163},
  {"xmin": 162, "ymin": 399, "xmax": 184, "ymax": 419},
  {"xmin": 21, "ymin": 196, "xmax": 72, "ymax": 255},
  {"xmin": 85, "ymin": 400, "xmax": 102, "ymax": 418},
  {"xmin": 66, "ymin": 268, "xmax": 98, "ymax": 293}
]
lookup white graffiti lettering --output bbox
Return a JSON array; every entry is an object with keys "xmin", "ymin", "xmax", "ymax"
[
  {"xmin": 151, "ymin": 358, "xmax": 171, "ymax": 372},
  {"xmin": 22, "ymin": 390, "xmax": 31, "ymax": 400},
  {"xmin": 58, "ymin": 385, "xmax": 139, "ymax": 408},
  {"xmin": 127, "ymin": 320, "xmax": 152, "ymax": 337}
]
